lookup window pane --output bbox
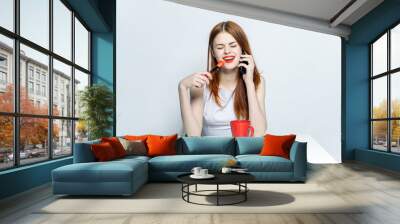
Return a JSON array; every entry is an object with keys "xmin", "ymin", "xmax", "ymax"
[
  {"xmin": 74, "ymin": 69, "xmax": 89, "ymax": 118},
  {"xmin": 392, "ymin": 72, "xmax": 400, "ymax": 118},
  {"xmin": 0, "ymin": 0, "xmax": 13, "ymax": 31},
  {"xmin": 53, "ymin": 119, "xmax": 72, "ymax": 157},
  {"xmin": 20, "ymin": 44, "xmax": 49, "ymax": 115},
  {"xmin": 0, "ymin": 116, "xmax": 13, "ymax": 170},
  {"xmin": 372, "ymin": 33, "xmax": 387, "ymax": 76},
  {"xmin": 391, "ymin": 120, "xmax": 400, "ymax": 153},
  {"xmin": 20, "ymin": 117, "xmax": 49, "ymax": 165},
  {"xmin": 20, "ymin": 0, "xmax": 49, "ymax": 49},
  {"xmin": 75, "ymin": 18, "xmax": 89, "ymax": 69},
  {"xmin": 372, "ymin": 77, "xmax": 387, "ymax": 119},
  {"xmin": 372, "ymin": 121, "xmax": 388, "ymax": 151},
  {"xmin": 53, "ymin": 59, "xmax": 72, "ymax": 117},
  {"xmin": 392, "ymin": 24, "xmax": 400, "ymax": 70},
  {"xmin": 75, "ymin": 120, "xmax": 88, "ymax": 143},
  {"xmin": 53, "ymin": 0, "xmax": 72, "ymax": 60},
  {"xmin": 0, "ymin": 34, "xmax": 14, "ymax": 112}
]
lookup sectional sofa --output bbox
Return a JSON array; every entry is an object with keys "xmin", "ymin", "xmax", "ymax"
[{"xmin": 52, "ymin": 136, "xmax": 307, "ymax": 196}]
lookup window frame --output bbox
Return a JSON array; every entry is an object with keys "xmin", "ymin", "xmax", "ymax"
[
  {"xmin": 0, "ymin": 0, "xmax": 92, "ymax": 171},
  {"xmin": 370, "ymin": 20, "xmax": 400, "ymax": 154}
]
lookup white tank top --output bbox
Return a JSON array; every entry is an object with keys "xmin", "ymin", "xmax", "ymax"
[{"xmin": 201, "ymin": 85, "xmax": 238, "ymax": 136}]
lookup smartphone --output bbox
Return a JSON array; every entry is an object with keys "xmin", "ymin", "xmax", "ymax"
[
  {"xmin": 239, "ymin": 50, "xmax": 248, "ymax": 75},
  {"xmin": 239, "ymin": 59, "xmax": 248, "ymax": 76}
]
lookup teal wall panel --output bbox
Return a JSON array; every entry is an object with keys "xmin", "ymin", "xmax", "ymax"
[{"xmin": 344, "ymin": 0, "xmax": 400, "ymax": 171}]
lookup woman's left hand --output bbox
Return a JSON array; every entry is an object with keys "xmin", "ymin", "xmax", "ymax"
[{"xmin": 238, "ymin": 54, "xmax": 255, "ymax": 85}]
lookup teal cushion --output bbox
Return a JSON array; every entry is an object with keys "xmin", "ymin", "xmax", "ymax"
[
  {"xmin": 236, "ymin": 155, "xmax": 293, "ymax": 172},
  {"xmin": 178, "ymin": 136, "xmax": 235, "ymax": 155},
  {"xmin": 235, "ymin": 137, "xmax": 264, "ymax": 155},
  {"xmin": 149, "ymin": 154, "xmax": 235, "ymax": 172}
]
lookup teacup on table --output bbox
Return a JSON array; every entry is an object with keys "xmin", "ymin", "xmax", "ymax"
[
  {"xmin": 199, "ymin": 168, "xmax": 208, "ymax": 176},
  {"xmin": 191, "ymin": 167, "xmax": 202, "ymax": 176},
  {"xmin": 191, "ymin": 167, "xmax": 209, "ymax": 176}
]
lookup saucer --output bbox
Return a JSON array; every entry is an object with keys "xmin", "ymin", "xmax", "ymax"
[{"xmin": 190, "ymin": 174, "xmax": 215, "ymax": 179}]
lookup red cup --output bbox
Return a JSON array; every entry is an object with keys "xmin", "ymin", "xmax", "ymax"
[{"xmin": 230, "ymin": 120, "xmax": 254, "ymax": 137}]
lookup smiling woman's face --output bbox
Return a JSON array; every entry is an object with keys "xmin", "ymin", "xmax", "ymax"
[{"xmin": 212, "ymin": 32, "xmax": 242, "ymax": 70}]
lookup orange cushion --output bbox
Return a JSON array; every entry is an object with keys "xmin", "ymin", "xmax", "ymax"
[
  {"xmin": 259, "ymin": 134, "xmax": 296, "ymax": 159},
  {"xmin": 101, "ymin": 137, "xmax": 127, "ymax": 158},
  {"xmin": 91, "ymin": 142, "xmax": 117, "ymax": 161},
  {"xmin": 146, "ymin": 134, "xmax": 178, "ymax": 157},
  {"xmin": 124, "ymin": 135, "xmax": 150, "ymax": 141}
]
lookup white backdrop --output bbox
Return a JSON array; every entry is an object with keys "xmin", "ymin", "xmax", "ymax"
[{"xmin": 116, "ymin": 0, "xmax": 342, "ymax": 163}]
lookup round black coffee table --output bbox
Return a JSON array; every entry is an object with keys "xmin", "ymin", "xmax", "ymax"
[{"xmin": 177, "ymin": 172, "xmax": 255, "ymax": 206}]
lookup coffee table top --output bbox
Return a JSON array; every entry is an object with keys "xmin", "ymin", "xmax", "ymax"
[{"xmin": 177, "ymin": 172, "xmax": 255, "ymax": 185}]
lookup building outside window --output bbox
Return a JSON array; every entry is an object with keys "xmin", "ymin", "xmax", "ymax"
[
  {"xmin": 0, "ymin": 54, "xmax": 8, "ymax": 90},
  {"xmin": 0, "ymin": 71, "xmax": 6, "ymax": 84},
  {"xmin": 42, "ymin": 85, "xmax": 46, "ymax": 97},
  {"xmin": 35, "ymin": 70, "xmax": 40, "ymax": 81},
  {"xmin": 0, "ymin": 54, "xmax": 7, "ymax": 67},
  {"xmin": 41, "ymin": 73, "xmax": 46, "ymax": 83},
  {"xmin": 28, "ymin": 67, "xmax": 34, "ymax": 80},
  {"xmin": 28, "ymin": 81, "xmax": 34, "ymax": 94}
]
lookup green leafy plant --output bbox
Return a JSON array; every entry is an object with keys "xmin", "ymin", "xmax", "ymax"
[{"xmin": 79, "ymin": 84, "xmax": 113, "ymax": 140}]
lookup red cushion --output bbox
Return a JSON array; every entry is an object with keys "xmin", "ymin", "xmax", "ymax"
[
  {"xmin": 259, "ymin": 134, "xmax": 296, "ymax": 159},
  {"xmin": 91, "ymin": 142, "xmax": 117, "ymax": 161},
  {"xmin": 146, "ymin": 134, "xmax": 178, "ymax": 157},
  {"xmin": 101, "ymin": 137, "xmax": 127, "ymax": 158}
]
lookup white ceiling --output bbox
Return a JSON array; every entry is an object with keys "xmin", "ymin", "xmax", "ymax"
[
  {"xmin": 226, "ymin": 0, "xmax": 353, "ymax": 22},
  {"xmin": 165, "ymin": 0, "xmax": 384, "ymax": 38}
]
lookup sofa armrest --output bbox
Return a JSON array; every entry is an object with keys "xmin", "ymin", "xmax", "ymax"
[
  {"xmin": 73, "ymin": 140, "xmax": 100, "ymax": 163},
  {"xmin": 289, "ymin": 141, "xmax": 307, "ymax": 181}
]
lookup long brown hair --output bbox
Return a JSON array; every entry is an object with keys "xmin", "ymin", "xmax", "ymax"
[{"xmin": 207, "ymin": 21, "xmax": 261, "ymax": 120}]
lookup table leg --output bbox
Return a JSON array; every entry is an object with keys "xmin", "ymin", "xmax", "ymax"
[
  {"xmin": 245, "ymin": 183, "xmax": 247, "ymax": 201},
  {"xmin": 187, "ymin": 184, "xmax": 190, "ymax": 202},
  {"xmin": 195, "ymin": 184, "xmax": 197, "ymax": 192},
  {"xmin": 217, "ymin": 184, "xmax": 219, "ymax": 206}
]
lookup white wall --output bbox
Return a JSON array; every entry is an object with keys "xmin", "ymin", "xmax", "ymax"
[{"xmin": 117, "ymin": 0, "xmax": 341, "ymax": 163}]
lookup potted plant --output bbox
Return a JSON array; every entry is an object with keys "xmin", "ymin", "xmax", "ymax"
[{"xmin": 79, "ymin": 84, "xmax": 113, "ymax": 140}]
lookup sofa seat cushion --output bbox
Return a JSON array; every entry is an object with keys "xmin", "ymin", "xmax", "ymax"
[
  {"xmin": 149, "ymin": 154, "xmax": 235, "ymax": 172},
  {"xmin": 53, "ymin": 159, "xmax": 147, "ymax": 183},
  {"xmin": 236, "ymin": 155, "xmax": 293, "ymax": 172}
]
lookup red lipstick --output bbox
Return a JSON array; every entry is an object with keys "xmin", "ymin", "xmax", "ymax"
[{"xmin": 223, "ymin": 55, "xmax": 235, "ymax": 63}]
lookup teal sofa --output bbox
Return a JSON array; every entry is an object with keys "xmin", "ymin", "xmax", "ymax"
[{"xmin": 52, "ymin": 136, "xmax": 307, "ymax": 196}]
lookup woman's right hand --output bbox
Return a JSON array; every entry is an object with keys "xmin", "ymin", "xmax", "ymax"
[{"xmin": 179, "ymin": 72, "xmax": 213, "ymax": 90}]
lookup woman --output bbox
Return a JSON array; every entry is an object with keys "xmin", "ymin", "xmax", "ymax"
[{"xmin": 178, "ymin": 21, "xmax": 266, "ymax": 137}]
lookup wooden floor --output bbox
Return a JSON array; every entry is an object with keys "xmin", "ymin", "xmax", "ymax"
[{"xmin": 1, "ymin": 162, "xmax": 400, "ymax": 224}]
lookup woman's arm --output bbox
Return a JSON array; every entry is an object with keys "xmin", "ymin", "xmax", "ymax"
[
  {"xmin": 178, "ymin": 83, "xmax": 204, "ymax": 136},
  {"xmin": 246, "ymin": 75, "xmax": 266, "ymax": 136}
]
